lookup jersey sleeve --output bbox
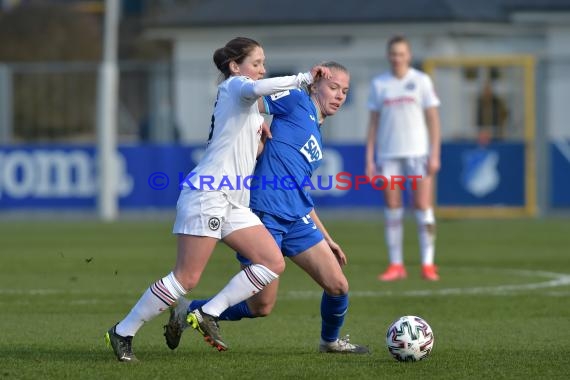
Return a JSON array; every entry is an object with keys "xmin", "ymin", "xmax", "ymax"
[
  {"xmin": 366, "ymin": 79, "xmax": 381, "ymax": 111},
  {"xmin": 238, "ymin": 72, "xmax": 313, "ymax": 102},
  {"xmin": 421, "ymin": 74, "xmax": 441, "ymax": 109},
  {"xmin": 263, "ymin": 88, "xmax": 304, "ymax": 116}
]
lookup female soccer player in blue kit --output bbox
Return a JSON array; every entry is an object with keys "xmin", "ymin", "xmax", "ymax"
[
  {"xmin": 105, "ymin": 37, "xmax": 331, "ymax": 361},
  {"xmin": 165, "ymin": 61, "xmax": 369, "ymax": 354}
]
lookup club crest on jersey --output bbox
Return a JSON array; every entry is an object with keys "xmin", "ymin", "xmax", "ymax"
[
  {"xmin": 270, "ymin": 90, "xmax": 290, "ymax": 101},
  {"xmin": 300, "ymin": 134, "xmax": 322, "ymax": 163},
  {"xmin": 208, "ymin": 217, "xmax": 221, "ymax": 231},
  {"xmin": 405, "ymin": 81, "xmax": 416, "ymax": 91}
]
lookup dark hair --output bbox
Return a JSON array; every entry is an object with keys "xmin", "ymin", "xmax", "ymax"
[
  {"xmin": 213, "ymin": 37, "xmax": 262, "ymax": 79},
  {"xmin": 387, "ymin": 35, "xmax": 410, "ymax": 51}
]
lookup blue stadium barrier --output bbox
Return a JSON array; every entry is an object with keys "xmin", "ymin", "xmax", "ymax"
[
  {"xmin": 0, "ymin": 143, "xmax": 550, "ymax": 211},
  {"xmin": 550, "ymin": 141, "xmax": 570, "ymax": 208}
]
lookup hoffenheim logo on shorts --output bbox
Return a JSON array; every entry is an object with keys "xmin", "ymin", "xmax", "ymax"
[
  {"xmin": 208, "ymin": 217, "xmax": 221, "ymax": 231},
  {"xmin": 405, "ymin": 81, "xmax": 416, "ymax": 91},
  {"xmin": 300, "ymin": 134, "xmax": 322, "ymax": 163}
]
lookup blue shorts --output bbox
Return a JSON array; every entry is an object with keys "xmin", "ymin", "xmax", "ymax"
[{"xmin": 236, "ymin": 210, "xmax": 324, "ymax": 265}]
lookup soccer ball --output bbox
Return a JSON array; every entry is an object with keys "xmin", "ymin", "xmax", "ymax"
[{"xmin": 386, "ymin": 315, "xmax": 434, "ymax": 362}]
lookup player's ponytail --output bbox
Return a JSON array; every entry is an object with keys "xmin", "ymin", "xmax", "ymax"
[{"xmin": 213, "ymin": 37, "xmax": 262, "ymax": 80}]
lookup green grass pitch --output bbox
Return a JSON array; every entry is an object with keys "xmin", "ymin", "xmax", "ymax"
[{"xmin": 1, "ymin": 218, "xmax": 569, "ymax": 379}]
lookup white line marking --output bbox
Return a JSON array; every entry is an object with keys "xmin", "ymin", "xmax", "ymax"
[
  {"xmin": 283, "ymin": 268, "xmax": 570, "ymax": 299},
  {"xmin": 1, "ymin": 268, "xmax": 569, "ymax": 298}
]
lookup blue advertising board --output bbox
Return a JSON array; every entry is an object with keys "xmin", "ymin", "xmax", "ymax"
[
  {"xmin": 0, "ymin": 144, "xmax": 384, "ymax": 210},
  {"xmin": 436, "ymin": 143, "xmax": 525, "ymax": 207},
  {"xmin": 0, "ymin": 145, "xmax": 198, "ymax": 209},
  {"xmin": 0, "ymin": 143, "xmax": 533, "ymax": 211},
  {"xmin": 550, "ymin": 141, "xmax": 570, "ymax": 208}
]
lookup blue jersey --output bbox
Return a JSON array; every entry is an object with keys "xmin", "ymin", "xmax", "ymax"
[{"xmin": 249, "ymin": 88, "xmax": 323, "ymax": 221}]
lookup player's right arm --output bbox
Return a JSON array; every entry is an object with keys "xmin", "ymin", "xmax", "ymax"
[
  {"xmin": 257, "ymin": 121, "xmax": 271, "ymax": 158},
  {"xmin": 309, "ymin": 208, "xmax": 347, "ymax": 266},
  {"xmin": 425, "ymin": 106, "xmax": 441, "ymax": 175},
  {"xmin": 240, "ymin": 65, "xmax": 331, "ymax": 101},
  {"xmin": 365, "ymin": 110, "xmax": 380, "ymax": 179}
]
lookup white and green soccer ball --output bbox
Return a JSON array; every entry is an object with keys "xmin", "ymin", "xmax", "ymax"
[{"xmin": 386, "ymin": 315, "xmax": 434, "ymax": 362}]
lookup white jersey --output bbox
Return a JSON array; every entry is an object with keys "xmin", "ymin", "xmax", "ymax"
[
  {"xmin": 184, "ymin": 73, "xmax": 313, "ymax": 207},
  {"xmin": 367, "ymin": 68, "xmax": 440, "ymax": 160}
]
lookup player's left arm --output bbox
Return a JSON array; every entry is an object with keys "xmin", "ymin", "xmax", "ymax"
[
  {"xmin": 425, "ymin": 106, "xmax": 441, "ymax": 175},
  {"xmin": 422, "ymin": 74, "xmax": 442, "ymax": 175},
  {"xmin": 256, "ymin": 98, "xmax": 272, "ymax": 158},
  {"xmin": 257, "ymin": 98, "xmax": 266, "ymax": 113},
  {"xmin": 309, "ymin": 208, "xmax": 347, "ymax": 266},
  {"xmin": 256, "ymin": 121, "xmax": 271, "ymax": 158}
]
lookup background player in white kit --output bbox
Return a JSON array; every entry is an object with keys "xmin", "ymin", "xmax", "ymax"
[
  {"xmin": 365, "ymin": 35, "xmax": 442, "ymax": 281},
  {"xmin": 105, "ymin": 37, "xmax": 331, "ymax": 361}
]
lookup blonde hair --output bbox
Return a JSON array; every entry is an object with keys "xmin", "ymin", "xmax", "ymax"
[{"xmin": 308, "ymin": 61, "xmax": 349, "ymax": 94}]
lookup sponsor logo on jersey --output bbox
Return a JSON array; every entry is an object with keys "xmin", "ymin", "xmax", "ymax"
[
  {"xmin": 270, "ymin": 90, "xmax": 290, "ymax": 101},
  {"xmin": 300, "ymin": 134, "xmax": 322, "ymax": 163},
  {"xmin": 383, "ymin": 96, "xmax": 416, "ymax": 106}
]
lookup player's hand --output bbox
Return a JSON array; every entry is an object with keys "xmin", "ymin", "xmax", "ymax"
[
  {"xmin": 310, "ymin": 65, "xmax": 332, "ymax": 81},
  {"xmin": 261, "ymin": 121, "xmax": 272, "ymax": 141},
  {"xmin": 327, "ymin": 238, "xmax": 347, "ymax": 266},
  {"xmin": 365, "ymin": 161, "xmax": 377, "ymax": 180},
  {"xmin": 257, "ymin": 122, "xmax": 271, "ymax": 158},
  {"xmin": 427, "ymin": 155, "xmax": 440, "ymax": 175}
]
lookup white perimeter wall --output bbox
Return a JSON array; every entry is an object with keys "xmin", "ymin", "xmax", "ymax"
[{"xmin": 152, "ymin": 20, "xmax": 569, "ymax": 144}]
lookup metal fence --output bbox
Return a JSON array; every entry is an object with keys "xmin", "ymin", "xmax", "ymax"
[{"xmin": 0, "ymin": 61, "xmax": 175, "ymax": 144}]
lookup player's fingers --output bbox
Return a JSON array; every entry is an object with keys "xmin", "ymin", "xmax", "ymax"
[
  {"xmin": 312, "ymin": 66, "xmax": 331, "ymax": 80},
  {"xmin": 261, "ymin": 122, "xmax": 272, "ymax": 139},
  {"xmin": 320, "ymin": 67, "xmax": 332, "ymax": 79}
]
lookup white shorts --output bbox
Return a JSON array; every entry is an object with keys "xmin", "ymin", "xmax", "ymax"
[
  {"xmin": 173, "ymin": 189, "xmax": 262, "ymax": 239},
  {"xmin": 378, "ymin": 156, "xmax": 428, "ymax": 178}
]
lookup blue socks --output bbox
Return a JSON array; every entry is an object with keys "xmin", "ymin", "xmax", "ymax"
[
  {"xmin": 190, "ymin": 291, "xmax": 349, "ymax": 342},
  {"xmin": 321, "ymin": 292, "xmax": 349, "ymax": 342},
  {"xmin": 189, "ymin": 299, "xmax": 253, "ymax": 321}
]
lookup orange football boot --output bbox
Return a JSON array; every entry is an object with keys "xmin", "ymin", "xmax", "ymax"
[
  {"xmin": 378, "ymin": 264, "xmax": 407, "ymax": 281},
  {"xmin": 421, "ymin": 264, "xmax": 440, "ymax": 281}
]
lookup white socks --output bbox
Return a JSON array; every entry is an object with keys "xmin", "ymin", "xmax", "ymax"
[
  {"xmin": 415, "ymin": 208, "xmax": 436, "ymax": 265},
  {"xmin": 201, "ymin": 264, "xmax": 278, "ymax": 317},
  {"xmin": 384, "ymin": 208, "xmax": 404, "ymax": 265},
  {"xmin": 114, "ymin": 265, "xmax": 279, "ymax": 336},
  {"xmin": 116, "ymin": 272, "xmax": 187, "ymax": 337},
  {"xmin": 384, "ymin": 208, "xmax": 436, "ymax": 266}
]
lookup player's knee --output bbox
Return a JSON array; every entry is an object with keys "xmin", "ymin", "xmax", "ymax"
[
  {"xmin": 413, "ymin": 199, "xmax": 430, "ymax": 209},
  {"xmin": 251, "ymin": 252, "xmax": 285, "ymax": 275},
  {"xmin": 324, "ymin": 277, "xmax": 349, "ymax": 295},
  {"xmin": 268, "ymin": 256, "xmax": 286, "ymax": 275},
  {"xmin": 173, "ymin": 270, "xmax": 201, "ymax": 290},
  {"xmin": 386, "ymin": 199, "xmax": 403, "ymax": 208}
]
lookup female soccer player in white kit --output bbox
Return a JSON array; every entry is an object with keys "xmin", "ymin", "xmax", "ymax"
[
  {"xmin": 105, "ymin": 37, "xmax": 331, "ymax": 361},
  {"xmin": 365, "ymin": 35, "xmax": 442, "ymax": 281},
  {"xmin": 164, "ymin": 62, "xmax": 368, "ymax": 354}
]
